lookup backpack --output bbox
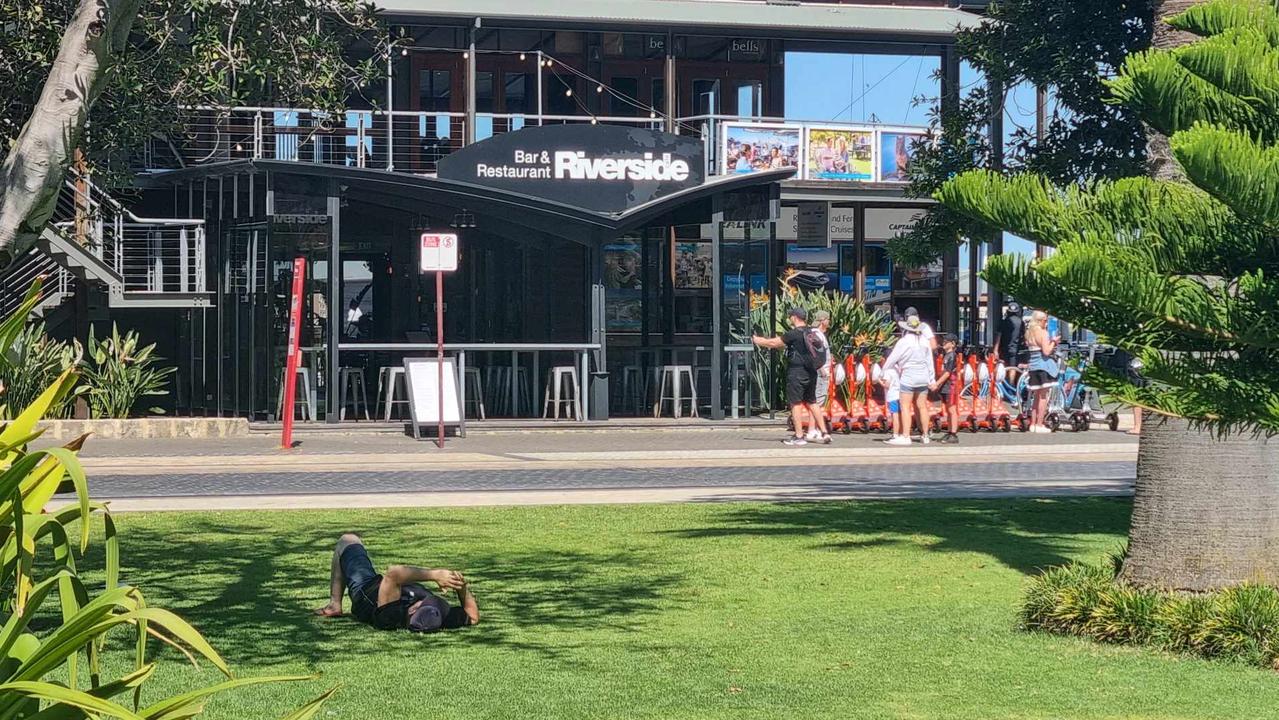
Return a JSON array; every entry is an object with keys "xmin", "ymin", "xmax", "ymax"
[{"xmin": 800, "ymin": 327, "xmax": 829, "ymax": 372}]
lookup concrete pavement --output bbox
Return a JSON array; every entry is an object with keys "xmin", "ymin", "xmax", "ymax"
[{"xmin": 47, "ymin": 426, "xmax": 1138, "ymax": 512}]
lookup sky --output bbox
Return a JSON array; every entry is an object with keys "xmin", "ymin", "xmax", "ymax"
[{"xmin": 783, "ymin": 51, "xmax": 1043, "ymax": 264}]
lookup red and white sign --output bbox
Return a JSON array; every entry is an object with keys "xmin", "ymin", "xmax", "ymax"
[
  {"xmin": 420, "ymin": 233, "xmax": 459, "ymax": 272},
  {"xmin": 280, "ymin": 257, "xmax": 306, "ymax": 449}
]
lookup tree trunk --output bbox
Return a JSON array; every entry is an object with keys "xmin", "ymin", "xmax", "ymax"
[
  {"xmin": 0, "ymin": 0, "xmax": 142, "ymax": 268},
  {"xmin": 1120, "ymin": 415, "xmax": 1279, "ymax": 591},
  {"xmin": 1145, "ymin": 0, "xmax": 1203, "ymax": 183}
]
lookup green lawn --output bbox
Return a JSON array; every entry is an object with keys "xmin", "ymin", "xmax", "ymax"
[{"xmin": 90, "ymin": 499, "xmax": 1278, "ymax": 719}]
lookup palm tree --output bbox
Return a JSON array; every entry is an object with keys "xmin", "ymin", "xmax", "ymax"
[{"xmin": 937, "ymin": 0, "xmax": 1279, "ymax": 591}]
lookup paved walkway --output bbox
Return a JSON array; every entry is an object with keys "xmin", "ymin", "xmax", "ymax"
[{"xmin": 48, "ymin": 426, "xmax": 1138, "ymax": 512}]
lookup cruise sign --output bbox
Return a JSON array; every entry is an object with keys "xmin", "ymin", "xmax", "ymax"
[{"xmin": 438, "ymin": 124, "xmax": 705, "ymax": 214}]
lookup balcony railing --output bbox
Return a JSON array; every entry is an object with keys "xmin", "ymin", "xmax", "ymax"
[
  {"xmin": 52, "ymin": 174, "xmax": 206, "ymax": 294},
  {"xmin": 140, "ymin": 107, "xmax": 928, "ymax": 184}
]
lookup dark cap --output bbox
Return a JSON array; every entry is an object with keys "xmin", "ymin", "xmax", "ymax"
[
  {"xmin": 408, "ymin": 594, "xmax": 451, "ymax": 633},
  {"xmin": 1007, "ymin": 301, "xmax": 1023, "ymax": 314},
  {"xmin": 788, "ymin": 307, "xmax": 808, "ymax": 321}
]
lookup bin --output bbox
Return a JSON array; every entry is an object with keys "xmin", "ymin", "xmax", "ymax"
[{"xmin": 589, "ymin": 371, "xmax": 610, "ymax": 421}]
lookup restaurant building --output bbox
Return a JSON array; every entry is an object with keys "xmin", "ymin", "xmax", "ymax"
[{"xmin": 8, "ymin": 0, "xmax": 987, "ymax": 423}]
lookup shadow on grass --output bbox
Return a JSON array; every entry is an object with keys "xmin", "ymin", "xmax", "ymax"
[
  {"xmin": 110, "ymin": 513, "xmax": 681, "ymax": 669},
  {"xmin": 667, "ymin": 495, "xmax": 1132, "ymax": 576}
]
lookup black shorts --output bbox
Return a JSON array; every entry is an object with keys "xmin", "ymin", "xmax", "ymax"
[
  {"xmin": 931, "ymin": 384, "xmax": 957, "ymax": 405},
  {"xmin": 340, "ymin": 543, "xmax": 382, "ymax": 622},
  {"xmin": 785, "ymin": 369, "xmax": 817, "ymax": 406},
  {"xmin": 1026, "ymin": 370, "xmax": 1056, "ymax": 390}
]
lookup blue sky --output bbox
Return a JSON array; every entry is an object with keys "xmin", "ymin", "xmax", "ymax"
[{"xmin": 783, "ymin": 52, "xmax": 1042, "ymax": 263}]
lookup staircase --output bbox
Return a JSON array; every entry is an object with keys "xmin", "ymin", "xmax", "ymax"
[{"xmin": 1, "ymin": 173, "xmax": 210, "ymax": 319}]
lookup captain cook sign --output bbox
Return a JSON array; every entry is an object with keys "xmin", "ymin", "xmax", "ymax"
[{"xmin": 438, "ymin": 124, "xmax": 705, "ymax": 214}]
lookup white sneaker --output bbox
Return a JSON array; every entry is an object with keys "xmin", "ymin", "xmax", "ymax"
[
  {"xmin": 920, "ymin": 434, "xmax": 931, "ymax": 445},
  {"xmin": 806, "ymin": 429, "xmax": 821, "ymax": 441},
  {"xmin": 885, "ymin": 436, "xmax": 911, "ymax": 446},
  {"xmin": 1033, "ymin": 425, "xmax": 1054, "ymax": 434}
]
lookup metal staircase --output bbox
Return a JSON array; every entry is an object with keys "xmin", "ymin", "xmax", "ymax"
[{"xmin": 0, "ymin": 173, "xmax": 210, "ymax": 319}]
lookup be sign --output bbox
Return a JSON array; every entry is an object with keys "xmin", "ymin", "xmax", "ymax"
[{"xmin": 420, "ymin": 233, "xmax": 459, "ymax": 272}]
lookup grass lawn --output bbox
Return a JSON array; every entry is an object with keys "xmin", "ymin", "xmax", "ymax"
[{"xmin": 88, "ymin": 498, "xmax": 1278, "ymax": 719}]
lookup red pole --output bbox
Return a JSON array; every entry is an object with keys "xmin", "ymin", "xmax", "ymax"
[
  {"xmin": 436, "ymin": 269, "xmax": 445, "ymax": 448},
  {"xmin": 280, "ymin": 257, "xmax": 306, "ymax": 449}
]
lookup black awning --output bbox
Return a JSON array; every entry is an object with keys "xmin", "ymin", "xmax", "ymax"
[{"xmin": 139, "ymin": 159, "xmax": 793, "ymax": 244}]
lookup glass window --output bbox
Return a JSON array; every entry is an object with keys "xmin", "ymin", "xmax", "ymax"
[
  {"xmin": 609, "ymin": 77, "xmax": 640, "ymax": 116},
  {"xmin": 504, "ymin": 72, "xmax": 529, "ymax": 114},
  {"xmin": 418, "ymin": 70, "xmax": 452, "ymax": 112},
  {"xmin": 736, "ymin": 81, "xmax": 762, "ymax": 118},
  {"xmin": 693, "ymin": 79, "xmax": 720, "ymax": 116},
  {"xmin": 651, "ymin": 78, "xmax": 666, "ymax": 113},
  {"xmin": 476, "ymin": 71, "xmax": 495, "ymax": 113}
]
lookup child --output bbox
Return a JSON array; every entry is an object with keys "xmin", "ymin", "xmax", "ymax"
[
  {"xmin": 881, "ymin": 366, "xmax": 904, "ymax": 443},
  {"xmin": 930, "ymin": 334, "xmax": 960, "ymax": 443}
]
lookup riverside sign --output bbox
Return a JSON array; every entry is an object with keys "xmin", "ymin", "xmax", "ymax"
[{"xmin": 438, "ymin": 124, "xmax": 705, "ymax": 214}]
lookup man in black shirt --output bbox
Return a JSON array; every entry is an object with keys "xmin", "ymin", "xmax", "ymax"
[
  {"xmin": 752, "ymin": 307, "xmax": 830, "ymax": 446},
  {"xmin": 314, "ymin": 533, "xmax": 480, "ymax": 632},
  {"xmin": 994, "ymin": 301, "xmax": 1027, "ymax": 384}
]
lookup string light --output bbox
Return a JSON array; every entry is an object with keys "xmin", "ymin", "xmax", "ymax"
[
  {"xmin": 519, "ymin": 53, "xmax": 526, "ymax": 60},
  {"xmin": 565, "ymin": 88, "xmax": 573, "ymax": 97},
  {"xmin": 590, "ymin": 118, "xmax": 598, "ymax": 125},
  {"xmin": 462, "ymin": 51, "xmax": 469, "ymax": 59},
  {"xmin": 597, "ymin": 84, "xmax": 604, "ymax": 93},
  {"xmin": 401, "ymin": 48, "xmax": 408, "ymax": 56}
]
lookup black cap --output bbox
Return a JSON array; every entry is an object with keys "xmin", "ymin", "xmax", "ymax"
[
  {"xmin": 408, "ymin": 594, "xmax": 451, "ymax": 633},
  {"xmin": 1007, "ymin": 301, "xmax": 1023, "ymax": 314},
  {"xmin": 788, "ymin": 307, "xmax": 808, "ymax": 321}
]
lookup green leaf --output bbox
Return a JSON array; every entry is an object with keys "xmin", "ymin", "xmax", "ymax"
[
  {"xmin": 139, "ymin": 675, "xmax": 317, "ymax": 720},
  {"xmin": 276, "ymin": 685, "xmax": 341, "ymax": 720},
  {"xmin": 0, "ymin": 681, "xmax": 145, "ymax": 720}
]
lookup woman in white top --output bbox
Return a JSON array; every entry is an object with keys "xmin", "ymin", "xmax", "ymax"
[
  {"xmin": 881, "ymin": 308, "xmax": 936, "ymax": 445},
  {"xmin": 1024, "ymin": 310, "xmax": 1060, "ymax": 433}
]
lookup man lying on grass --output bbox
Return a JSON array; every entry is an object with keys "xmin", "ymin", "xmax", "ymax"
[{"xmin": 314, "ymin": 533, "xmax": 480, "ymax": 632}]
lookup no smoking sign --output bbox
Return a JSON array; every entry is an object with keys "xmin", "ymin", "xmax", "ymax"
[{"xmin": 419, "ymin": 233, "xmax": 459, "ymax": 272}]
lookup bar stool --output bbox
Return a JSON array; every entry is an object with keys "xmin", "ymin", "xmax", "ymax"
[
  {"xmin": 277, "ymin": 366, "xmax": 317, "ymax": 421},
  {"xmin": 338, "ymin": 367, "xmax": 370, "ymax": 421},
  {"xmin": 463, "ymin": 366, "xmax": 486, "ymax": 420},
  {"xmin": 489, "ymin": 366, "xmax": 532, "ymax": 417},
  {"xmin": 653, "ymin": 365, "xmax": 698, "ymax": 418},
  {"xmin": 376, "ymin": 366, "xmax": 410, "ymax": 421},
  {"xmin": 620, "ymin": 365, "xmax": 649, "ymax": 415},
  {"xmin": 542, "ymin": 366, "xmax": 581, "ymax": 420}
]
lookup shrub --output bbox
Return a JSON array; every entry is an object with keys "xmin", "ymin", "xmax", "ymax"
[
  {"xmin": 1023, "ymin": 558, "xmax": 1279, "ymax": 668},
  {"xmin": 0, "ymin": 322, "xmax": 80, "ymax": 420},
  {"xmin": 1198, "ymin": 583, "xmax": 1279, "ymax": 667},
  {"xmin": 81, "ymin": 323, "xmax": 174, "ymax": 418}
]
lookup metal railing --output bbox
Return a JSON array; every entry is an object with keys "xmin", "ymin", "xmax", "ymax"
[
  {"xmin": 139, "ymin": 107, "xmax": 676, "ymax": 175},
  {"xmin": 51, "ymin": 173, "xmax": 206, "ymax": 294},
  {"xmin": 0, "ymin": 249, "xmax": 74, "ymax": 319}
]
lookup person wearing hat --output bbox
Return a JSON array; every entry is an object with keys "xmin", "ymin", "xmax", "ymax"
[
  {"xmin": 314, "ymin": 533, "xmax": 480, "ymax": 633},
  {"xmin": 752, "ymin": 307, "xmax": 831, "ymax": 445},
  {"xmin": 882, "ymin": 307, "xmax": 937, "ymax": 445},
  {"xmin": 994, "ymin": 301, "xmax": 1027, "ymax": 385}
]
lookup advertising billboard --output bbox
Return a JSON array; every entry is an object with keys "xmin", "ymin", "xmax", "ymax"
[
  {"xmin": 879, "ymin": 130, "xmax": 930, "ymax": 183},
  {"xmin": 722, "ymin": 122, "xmax": 802, "ymax": 175},
  {"xmin": 804, "ymin": 127, "xmax": 874, "ymax": 181}
]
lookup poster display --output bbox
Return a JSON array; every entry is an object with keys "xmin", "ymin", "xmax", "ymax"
[
  {"xmin": 603, "ymin": 242, "xmax": 642, "ymax": 290},
  {"xmin": 879, "ymin": 130, "xmax": 929, "ymax": 182},
  {"xmin": 805, "ymin": 127, "xmax": 874, "ymax": 181},
  {"xmin": 674, "ymin": 242, "xmax": 712, "ymax": 288},
  {"xmin": 722, "ymin": 123, "xmax": 802, "ymax": 174},
  {"xmin": 605, "ymin": 298, "xmax": 643, "ymax": 331}
]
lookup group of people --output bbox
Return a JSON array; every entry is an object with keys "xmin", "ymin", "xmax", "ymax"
[
  {"xmin": 752, "ymin": 301, "xmax": 1076, "ymax": 446},
  {"xmin": 730, "ymin": 142, "xmax": 796, "ymax": 173}
]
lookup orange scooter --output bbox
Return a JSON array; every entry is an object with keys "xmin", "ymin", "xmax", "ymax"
[
  {"xmin": 983, "ymin": 350, "xmax": 1013, "ymax": 431},
  {"xmin": 960, "ymin": 348, "xmax": 984, "ymax": 432}
]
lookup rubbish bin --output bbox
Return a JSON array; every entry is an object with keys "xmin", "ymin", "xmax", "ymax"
[{"xmin": 589, "ymin": 371, "xmax": 610, "ymax": 421}]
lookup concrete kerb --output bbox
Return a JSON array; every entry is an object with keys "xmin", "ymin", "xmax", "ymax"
[{"xmin": 37, "ymin": 417, "xmax": 250, "ymax": 441}]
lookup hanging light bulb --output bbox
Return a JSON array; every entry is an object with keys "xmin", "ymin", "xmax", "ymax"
[
  {"xmin": 565, "ymin": 88, "xmax": 573, "ymax": 97},
  {"xmin": 401, "ymin": 48, "xmax": 408, "ymax": 56},
  {"xmin": 519, "ymin": 53, "xmax": 526, "ymax": 61},
  {"xmin": 590, "ymin": 117, "xmax": 598, "ymax": 125},
  {"xmin": 544, "ymin": 59, "xmax": 553, "ymax": 68},
  {"xmin": 235, "ymin": 143, "xmax": 243, "ymax": 152},
  {"xmin": 650, "ymin": 111, "xmax": 657, "ymax": 119},
  {"xmin": 597, "ymin": 84, "xmax": 604, "ymax": 93},
  {"xmin": 462, "ymin": 51, "xmax": 469, "ymax": 59}
]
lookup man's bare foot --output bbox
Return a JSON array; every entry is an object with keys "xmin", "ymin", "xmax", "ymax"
[{"xmin": 314, "ymin": 603, "xmax": 344, "ymax": 617}]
